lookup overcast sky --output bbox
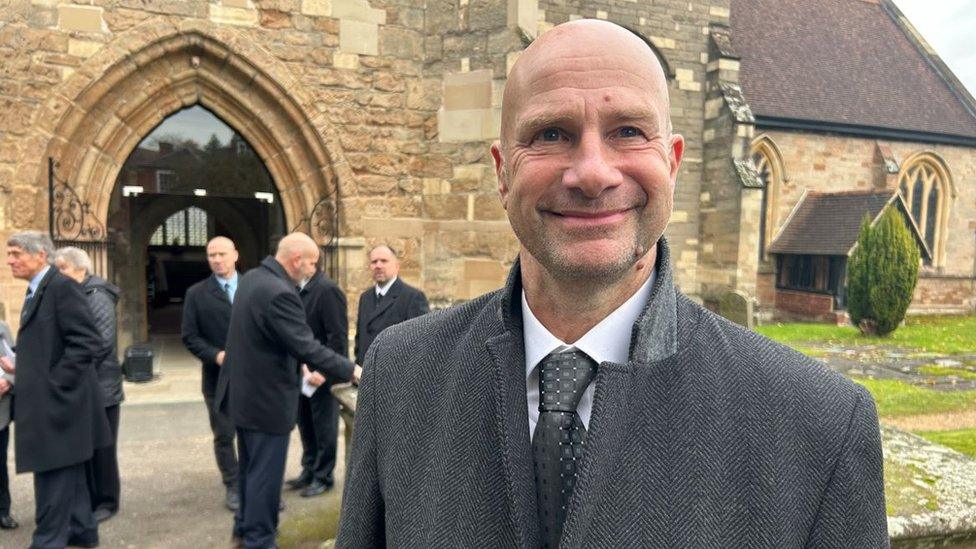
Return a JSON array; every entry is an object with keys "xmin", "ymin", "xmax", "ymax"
[
  {"xmin": 891, "ymin": 0, "xmax": 976, "ymax": 97},
  {"xmin": 139, "ymin": 105, "xmax": 234, "ymax": 150}
]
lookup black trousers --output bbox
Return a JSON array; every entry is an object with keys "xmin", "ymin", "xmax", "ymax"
[
  {"xmin": 204, "ymin": 392, "xmax": 239, "ymax": 490},
  {"xmin": 295, "ymin": 388, "xmax": 340, "ymax": 484},
  {"xmin": 0, "ymin": 426, "xmax": 9, "ymax": 516},
  {"xmin": 86, "ymin": 404, "xmax": 120, "ymax": 512},
  {"xmin": 234, "ymin": 428, "xmax": 289, "ymax": 549},
  {"xmin": 32, "ymin": 462, "xmax": 97, "ymax": 549}
]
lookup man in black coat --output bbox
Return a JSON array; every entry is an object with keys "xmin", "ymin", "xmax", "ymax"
[
  {"xmin": 285, "ymin": 268, "xmax": 348, "ymax": 497},
  {"xmin": 337, "ymin": 20, "xmax": 888, "ymax": 548},
  {"xmin": 4, "ymin": 231, "xmax": 111, "ymax": 548},
  {"xmin": 181, "ymin": 236, "xmax": 241, "ymax": 511},
  {"xmin": 215, "ymin": 233, "xmax": 361, "ymax": 549},
  {"xmin": 354, "ymin": 245, "xmax": 429, "ymax": 365}
]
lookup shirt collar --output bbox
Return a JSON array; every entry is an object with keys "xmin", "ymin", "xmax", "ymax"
[
  {"xmin": 28, "ymin": 265, "xmax": 51, "ymax": 296},
  {"xmin": 522, "ymin": 268, "xmax": 655, "ymax": 379},
  {"xmin": 376, "ymin": 276, "xmax": 397, "ymax": 296},
  {"xmin": 216, "ymin": 271, "xmax": 239, "ymax": 290}
]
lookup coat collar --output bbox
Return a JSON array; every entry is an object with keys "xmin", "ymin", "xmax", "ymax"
[
  {"xmin": 498, "ymin": 236, "xmax": 678, "ymax": 365},
  {"xmin": 260, "ymin": 255, "xmax": 297, "ymax": 289},
  {"xmin": 20, "ymin": 266, "xmax": 58, "ymax": 329},
  {"xmin": 367, "ymin": 277, "xmax": 403, "ymax": 323},
  {"xmin": 487, "ymin": 237, "xmax": 680, "ymax": 547}
]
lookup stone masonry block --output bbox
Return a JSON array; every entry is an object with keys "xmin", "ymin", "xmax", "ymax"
[
  {"xmin": 67, "ymin": 39, "xmax": 102, "ymax": 58},
  {"xmin": 333, "ymin": 51, "xmax": 360, "ymax": 69},
  {"xmin": 332, "ymin": 0, "xmax": 386, "ymax": 24},
  {"xmin": 58, "ymin": 4, "xmax": 106, "ymax": 33},
  {"xmin": 507, "ymin": 0, "xmax": 537, "ymax": 39},
  {"xmin": 443, "ymin": 70, "xmax": 492, "ymax": 110},
  {"xmin": 340, "ymin": 19, "xmax": 379, "ymax": 56},
  {"xmin": 302, "ymin": 0, "xmax": 332, "ymax": 16},
  {"xmin": 210, "ymin": 4, "xmax": 259, "ymax": 26}
]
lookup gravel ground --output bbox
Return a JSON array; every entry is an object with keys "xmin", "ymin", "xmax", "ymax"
[{"xmin": 1, "ymin": 336, "xmax": 345, "ymax": 548}]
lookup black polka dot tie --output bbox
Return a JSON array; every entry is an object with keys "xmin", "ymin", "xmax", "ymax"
[{"xmin": 532, "ymin": 349, "xmax": 597, "ymax": 549}]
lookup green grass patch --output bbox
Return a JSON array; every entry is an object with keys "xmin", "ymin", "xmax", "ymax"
[
  {"xmin": 917, "ymin": 429, "xmax": 976, "ymax": 459},
  {"xmin": 852, "ymin": 377, "xmax": 976, "ymax": 418},
  {"xmin": 916, "ymin": 365, "xmax": 976, "ymax": 380},
  {"xmin": 884, "ymin": 457, "xmax": 940, "ymax": 516},
  {"xmin": 756, "ymin": 315, "xmax": 976, "ymax": 355},
  {"xmin": 277, "ymin": 499, "xmax": 341, "ymax": 549}
]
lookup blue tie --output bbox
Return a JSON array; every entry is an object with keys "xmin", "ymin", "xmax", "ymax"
[
  {"xmin": 224, "ymin": 283, "xmax": 233, "ymax": 304},
  {"xmin": 21, "ymin": 287, "xmax": 33, "ymax": 325}
]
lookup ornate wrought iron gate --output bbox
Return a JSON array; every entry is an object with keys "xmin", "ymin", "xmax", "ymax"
[{"xmin": 48, "ymin": 157, "xmax": 113, "ymax": 280}]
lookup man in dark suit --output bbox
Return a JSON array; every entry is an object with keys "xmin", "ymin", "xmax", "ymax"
[
  {"xmin": 354, "ymin": 245, "xmax": 429, "ymax": 365},
  {"xmin": 181, "ymin": 236, "xmax": 241, "ymax": 511},
  {"xmin": 215, "ymin": 232, "xmax": 361, "ymax": 549},
  {"xmin": 4, "ymin": 231, "xmax": 111, "ymax": 548},
  {"xmin": 337, "ymin": 20, "xmax": 888, "ymax": 548},
  {"xmin": 284, "ymin": 266, "xmax": 347, "ymax": 497}
]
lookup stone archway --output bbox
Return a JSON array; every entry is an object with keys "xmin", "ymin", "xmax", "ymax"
[
  {"xmin": 30, "ymin": 22, "xmax": 350, "ymax": 244},
  {"xmin": 26, "ymin": 22, "xmax": 351, "ymax": 346}
]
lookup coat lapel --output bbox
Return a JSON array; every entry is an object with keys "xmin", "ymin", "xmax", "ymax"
[
  {"xmin": 367, "ymin": 278, "xmax": 401, "ymax": 324},
  {"xmin": 485, "ymin": 261, "xmax": 541, "ymax": 548},
  {"xmin": 20, "ymin": 268, "xmax": 55, "ymax": 329},
  {"xmin": 208, "ymin": 275, "xmax": 232, "ymax": 306}
]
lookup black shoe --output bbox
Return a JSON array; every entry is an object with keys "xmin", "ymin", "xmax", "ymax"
[
  {"xmin": 93, "ymin": 507, "xmax": 116, "ymax": 523},
  {"xmin": 225, "ymin": 489, "xmax": 240, "ymax": 511},
  {"xmin": 0, "ymin": 514, "xmax": 17, "ymax": 529},
  {"xmin": 300, "ymin": 479, "xmax": 331, "ymax": 498},
  {"xmin": 284, "ymin": 472, "xmax": 312, "ymax": 490},
  {"xmin": 66, "ymin": 532, "xmax": 99, "ymax": 547}
]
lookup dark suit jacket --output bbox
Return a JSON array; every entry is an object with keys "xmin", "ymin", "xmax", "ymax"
[
  {"xmin": 300, "ymin": 271, "xmax": 349, "ymax": 387},
  {"xmin": 215, "ymin": 257, "xmax": 356, "ymax": 435},
  {"xmin": 337, "ymin": 238, "xmax": 888, "ymax": 548},
  {"xmin": 13, "ymin": 268, "xmax": 111, "ymax": 473},
  {"xmin": 355, "ymin": 277, "xmax": 428, "ymax": 365},
  {"xmin": 182, "ymin": 274, "xmax": 233, "ymax": 397}
]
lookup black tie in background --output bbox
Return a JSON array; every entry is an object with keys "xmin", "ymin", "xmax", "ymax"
[
  {"xmin": 532, "ymin": 349, "xmax": 597, "ymax": 549},
  {"xmin": 224, "ymin": 283, "xmax": 233, "ymax": 304},
  {"xmin": 21, "ymin": 287, "xmax": 33, "ymax": 325}
]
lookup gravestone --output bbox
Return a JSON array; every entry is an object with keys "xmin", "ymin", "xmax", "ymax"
[{"xmin": 719, "ymin": 290, "xmax": 755, "ymax": 330}]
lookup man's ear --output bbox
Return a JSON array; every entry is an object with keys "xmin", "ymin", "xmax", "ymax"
[
  {"xmin": 669, "ymin": 134, "xmax": 685, "ymax": 183},
  {"xmin": 491, "ymin": 141, "xmax": 509, "ymax": 210}
]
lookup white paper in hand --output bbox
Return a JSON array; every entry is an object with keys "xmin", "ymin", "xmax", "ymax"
[{"xmin": 301, "ymin": 375, "xmax": 318, "ymax": 397}]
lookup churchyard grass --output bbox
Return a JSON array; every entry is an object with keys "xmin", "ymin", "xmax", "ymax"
[
  {"xmin": 915, "ymin": 429, "xmax": 976, "ymax": 459},
  {"xmin": 852, "ymin": 378, "xmax": 976, "ymax": 418},
  {"xmin": 756, "ymin": 315, "xmax": 976, "ymax": 355}
]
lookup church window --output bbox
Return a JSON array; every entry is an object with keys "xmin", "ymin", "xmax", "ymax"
[{"xmin": 897, "ymin": 154, "xmax": 951, "ymax": 266}]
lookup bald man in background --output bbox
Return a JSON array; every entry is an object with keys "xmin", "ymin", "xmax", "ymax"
[
  {"xmin": 215, "ymin": 233, "xmax": 361, "ymax": 549},
  {"xmin": 182, "ymin": 236, "xmax": 242, "ymax": 512}
]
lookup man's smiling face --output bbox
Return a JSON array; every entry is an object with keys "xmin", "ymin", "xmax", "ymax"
[{"xmin": 492, "ymin": 21, "xmax": 683, "ymax": 280}]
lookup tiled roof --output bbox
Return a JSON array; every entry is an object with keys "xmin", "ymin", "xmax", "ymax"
[
  {"xmin": 768, "ymin": 190, "xmax": 895, "ymax": 256},
  {"xmin": 731, "ymin": 0, "xmax": 976, "ymax": 139}
]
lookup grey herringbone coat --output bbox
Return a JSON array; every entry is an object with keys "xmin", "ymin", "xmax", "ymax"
[{"xmin": 337, "ymin": 239, "xmax": 888, "ymax": 548}]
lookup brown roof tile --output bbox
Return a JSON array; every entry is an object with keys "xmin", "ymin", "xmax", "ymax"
[
  {"xmin": 731, "ymin": 0, "xmax": 976, "ymax": 139},
  {"xmin": 768, "ymin": 190, "xmax": 895, "ymax": 256}
]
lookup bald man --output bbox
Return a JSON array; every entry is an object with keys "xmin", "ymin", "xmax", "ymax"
[
  {"xmin": 181, "ymin": 236, "xmax": 242, "ymax": 511},
  {"xmin": 337, "ymin": 20, "xmax": 887, "ymax": 547},
  {"xmin": 215, "ymin": 233, "xmax": 361, "ymax": 549}
]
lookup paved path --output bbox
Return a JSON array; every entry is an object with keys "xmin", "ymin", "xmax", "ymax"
[{"xmin": 2, "ymin": 335, "xmax": 345, "ymax": 548}]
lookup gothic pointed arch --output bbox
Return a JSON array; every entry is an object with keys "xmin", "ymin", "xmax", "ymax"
[
  {"xmin": 29, "ymin": 22, "xmax": 348, "ymax": 244},
  {"xmin": 897, "ymin": 151, "xmax": 954, "ymax": 267},
  {"xmin": 750, "ymin": 134, "xmax": 788, "ymax": 260}
]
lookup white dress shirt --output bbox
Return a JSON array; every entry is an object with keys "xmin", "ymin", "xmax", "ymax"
[
  {"xmin": 522, "ymin": 270, "xmax": 655, "ymax": 439},
  {"xmin": 375, "ymin": 276, "xmax": 397, "ymax": 298}
]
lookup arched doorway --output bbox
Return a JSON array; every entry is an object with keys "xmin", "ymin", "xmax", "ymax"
[
  {"xmin": 107, "ymin": 105, "xmax": 286, "ymax": 337},
  {"xmin": 35, "ymin": 29, "xmax": 346, "ymax": 351}
]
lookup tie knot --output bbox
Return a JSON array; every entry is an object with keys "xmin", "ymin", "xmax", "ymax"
[{"xmin": 538, "ymin": 349, "xmax": 597, "ymax": 413}]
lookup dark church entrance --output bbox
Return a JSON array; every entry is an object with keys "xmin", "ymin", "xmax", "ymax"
[{"xmin": 107, "ymin": 105, "xmax": 286, "ymax": 346}]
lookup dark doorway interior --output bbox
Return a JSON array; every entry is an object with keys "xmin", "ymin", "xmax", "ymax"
[{"xmin": 107, "ymin": 105, "xmax": 286, "ymax": 344}]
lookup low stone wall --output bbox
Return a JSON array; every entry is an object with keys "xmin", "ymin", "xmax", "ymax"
[
  {"xmin": 910, "ymin": 276, "xmax": 976, "ymax": 314},
  {"xmin": 774, "ymin": 288, "xmax": 834, "ymax": 317}
]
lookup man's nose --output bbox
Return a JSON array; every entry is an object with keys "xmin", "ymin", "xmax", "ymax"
[{"xmin": 562, "ymin": 132, "xmax": 623, "ymax": 198}]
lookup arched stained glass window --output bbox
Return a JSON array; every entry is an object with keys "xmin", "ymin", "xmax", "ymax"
[
  {"xmin": 897, "ymin": 153, "xmax": 952, "ymax": 266},
  {"xmin": 750, "ymin": 135, "xmax": 787, "ymax": 261}
]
